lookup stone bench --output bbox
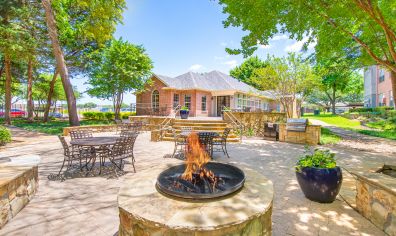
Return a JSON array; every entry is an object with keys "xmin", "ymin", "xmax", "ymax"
[{"xmin": 0, "ymin": 155, "xmax": 40, "ymax": 229}]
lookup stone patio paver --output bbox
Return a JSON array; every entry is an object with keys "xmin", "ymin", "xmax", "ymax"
[{"xmin": 0, "ymin": 127, "xmax": 392, "ymax": 236}]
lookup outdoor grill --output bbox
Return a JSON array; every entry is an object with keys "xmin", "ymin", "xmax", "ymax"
[
  {"xmin": 286, "ymin": 118, "xmax": 308, "ymax": 132},
  {"xmin": 156, "ymin": 162, "xmax": 245, "ymax": 200}
]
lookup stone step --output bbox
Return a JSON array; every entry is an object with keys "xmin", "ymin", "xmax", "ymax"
[
  {"xmin": 161, "ymin": 137, "xmax": 240, "ymax": 143},
  {"xmin": 172, "ymin": 126, "xmax": 228, "ymax": 131},
  {"xmin": 163, "ymin": 132, "xmax": 238, "ymax": 138},
  {"xmin": 172, "ymin": 122, "xmax": 228, "ymax": 127},
  {"xmin": 174, "ymin": 119, "xmax": 226, "ymax": 124}
]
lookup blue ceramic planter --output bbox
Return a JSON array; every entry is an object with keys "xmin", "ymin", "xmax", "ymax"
[
  {"xmin": 180, "ymin": 110, "xmax": 189, "ymax": 119},
  {"xmin": 296, "ymin": 166, "xmax": 342, "ymax": 203}
]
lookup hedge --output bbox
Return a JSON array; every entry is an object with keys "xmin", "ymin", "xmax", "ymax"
[
  {"xmin": 0, "ymin": 126, "xmax": 11, "ymax": 146},
  {"xmin": 349, "ymin": 106, "xmax": 394, "ymax": 113},
  {"xmin": 82, "ymin": 111, "xmax": 136, "ymax": 121}
]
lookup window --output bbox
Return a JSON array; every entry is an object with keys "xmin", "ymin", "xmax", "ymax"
[
  {"xmin": 379, "ymin": 69, "xmax": 385, "ymax": 82},
  {"xmin": 173, "ymin": 94, "xmax": 179, "ymax": 108},
  {"xmin": 152, "ymin": 90, "xmax": 159, "ymax": 111},
  {"xmin": 201, "ymin": 96, "xmax": 207, "ymax": 111},
  {"xmin": 184, "ymin": 95, "xmax": 191, "ymax": 109},
  {"xmin": 378, "ymin": 93, "xmax": 385, "ymax": 106}
]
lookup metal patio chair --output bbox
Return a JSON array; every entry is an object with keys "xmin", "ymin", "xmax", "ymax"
[
  {"xmin": 171, "ymin": 129, "xmax": 188, "ymax": 159},
  {"xmin": 198, "ymin": 132, "xmax": 216, "ymax": 158},
  {"xmin": 69, "ymin": 130, "xmax": 93, "ymax": 140},
  {"xmin": 212, "ymin": 128, "xmax": 231, "ymax": 158},
  {"xmin": 105, "ymin": 136, "xmax": 137, "ymax": 173}
]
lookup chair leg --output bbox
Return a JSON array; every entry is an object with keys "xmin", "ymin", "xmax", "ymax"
[
  {"xmin": 224, "ymin": 142, "xmax": 230, "ymax": 158},
  {"xmin": 171, "ymin": 142, "xmax": 177, "ymax": 158},
  {"xmin": 58, "ymin": 157, "xmax": 67, "ymax": 175}
]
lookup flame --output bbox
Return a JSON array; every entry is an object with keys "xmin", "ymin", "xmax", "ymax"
[{"xmin": 181, "ymin": 132, "xmax": 211, "ymax": 181}]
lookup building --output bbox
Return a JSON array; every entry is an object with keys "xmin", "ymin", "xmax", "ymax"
[
  {"xmin": 364, "ymin": 65, "xmax": 394, "ymax": 107},
  {"xmin": 136, "ymin": 70, "xmax": 281, "ymax": 117}
]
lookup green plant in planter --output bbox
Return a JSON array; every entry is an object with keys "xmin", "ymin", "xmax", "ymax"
[
  {"xmin": 0, "ymin": 126, "xmax": 12, "ymax": 146},
  {"xmin": 180, "ymin": 106, "xmax": 189, "ymax": 111},
  {"xmin": 223, "ymin": 106, "xmax": 231, "ymax": 112},
  {"xmin": 295, "ymin": 146, "xmax": 336, "ymax": 172}
]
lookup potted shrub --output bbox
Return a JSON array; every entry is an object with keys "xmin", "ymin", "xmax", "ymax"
[
  {"xmin": 180, "ymin": 106, "xmax": 189, "ymax": 119},
  {"xmin": 295, "ymin": 147, "xmax": 342, "ymax": 203}
]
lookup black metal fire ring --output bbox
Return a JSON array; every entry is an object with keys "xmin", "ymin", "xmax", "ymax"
[{"xmin": 156, "ymin": 162, "xmax": 245, "ymax": 200}]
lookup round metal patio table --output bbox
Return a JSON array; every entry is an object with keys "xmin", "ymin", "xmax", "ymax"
[
  {"xmin": 70, "ymin": 136, "xmax": 119, "ymax": 174},
  {"xmin": 70, "ymin": 136, "xmax": 119, "ymax": 146}
]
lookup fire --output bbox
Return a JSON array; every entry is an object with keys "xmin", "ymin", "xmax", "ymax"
[{"xmin": 181, "ymin": 133, "xmax": 218, "ymax": 191}]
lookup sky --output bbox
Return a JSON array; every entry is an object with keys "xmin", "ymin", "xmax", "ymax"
[{"xmin": 74, "ymin": 0, "xmax": 314, "ymax": 105}]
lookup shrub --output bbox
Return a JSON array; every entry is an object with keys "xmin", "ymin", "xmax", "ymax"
[
  {"xmin": 120, "ymin": 112, "xmax": 136, "ymax": 119},
  {"xmin": 0, "ymin": 126, "xmax": 11, "ymax": 146},
  {"xmin": 104, "ymin": 112, "xmax": 115, "ymax": 120},
  {"xmin": 94, "ymin": 112, "xmax": 105, "ymax": 120},
  {"xmin": 349, "ymin": 107, "xmax": 373, "ymax": 113},
  {"xmin": 296, "ymin": 147, "xmax": 336, "ymax": 171},
  {"xmin": 82, "ymin": 112, "xmax": 95, "ymax": 120}
]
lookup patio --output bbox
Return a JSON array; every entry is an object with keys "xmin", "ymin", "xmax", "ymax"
[{"xmin": 0, "ymin": 128, "xmax": 390, "ymax": 236}]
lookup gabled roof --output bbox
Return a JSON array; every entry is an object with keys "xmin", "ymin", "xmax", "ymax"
[{"xmin": 154, "ymin": 71, "xmax": 275, "ymax": 99}]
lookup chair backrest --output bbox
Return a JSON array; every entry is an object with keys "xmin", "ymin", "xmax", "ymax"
[
  {"xmin": 222, "ymin": 128, "xmax": 231, "ymax": 139},
  {"xmin": 198, "ymin": 132, "xmax": 215, "ymax": 146},
  {"xmin": 120, "ymin": 130, "xmax": 138, "ymax": 138},
  {"xmin": 58, "ymin": 135, "xmax": 70, "ymax": 156},
  {"xmin": 70, "ymin": 130, "xmax": 93, "ymax": 140},
  {"xmin": 181, "ymin": 126, "xmax": 193, "ymax": 133},
  {"xmin": 111, "ymin": 136, "xmax": 137, "ymax": 158}
]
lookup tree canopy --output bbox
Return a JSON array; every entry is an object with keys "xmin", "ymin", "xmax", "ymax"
[
  {"xmin": 250, "ymin": 53, "xmax": 318, "ymax": 118},
  {"xmin": 219, "ymin": 0, "xmax": 396, "ymax": 108},
  {"xmin": 87, "ymin": 38, "xmax": 153, "ymax": 119},
  {"xmin": 229, "ymin": 56, "xmax": 267, "ymax": 86}
]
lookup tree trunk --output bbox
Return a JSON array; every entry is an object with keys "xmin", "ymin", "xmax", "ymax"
[
  {"xmin": 331, "ymin": 84, "xmax": 336, "ymax": 115},
  {"xmin": 27, "ymin": 58, "xmax": 34, "ymax": 122},
  {"xmin": 43, "ymin": 69, "xmax": 58, "ymax": 122},
  {"xmin": 391, "ymin": 70, "xmax": 396, "ymax": 109},
  {"xmin": 4, "ymin": 54, "xmax": 12, "ymax": 125},
  {"xmin": 114, "ymin": 92, "xmax": 123, "ymax": 120},
  {"xmin": 42, "ymin": 0, "xmax": 79, "ymax": 126}
]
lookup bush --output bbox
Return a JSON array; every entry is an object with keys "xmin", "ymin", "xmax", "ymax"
[
  {"xmin": 0, "ymin": 126, "xmax": 11, "ymax": 146},
  {"xmin": 120, "ymin": 112, "xmax": 136, "ymax": 119},
  {"xmin": 349, "ymin": 107, "xmax": 373, "ymax": 113},
  {"xmin": 104, "ymin": 112, "xmax": 115, "ymax": 120},
  {"xmin": 296, "ymin": 147, "xmax": 336, "ymax": 171},
  {"xmin": 82, "ymin": 111, "xmax": 95, "ymax": 120}
]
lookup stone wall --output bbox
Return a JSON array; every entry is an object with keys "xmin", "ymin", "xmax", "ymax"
[
  {"xmin": 223, "ymin": 112, "xmax": 286, "ymax": 136},
  {"xmin": 355, "ymin": 173, "xmax": 396, "ymax": 235},
  {"xmin": 129, "ymin": 116, "xmax": 170, "ymax": 131},
  {"xmin": 278, "ymin": 124, "xmax": 321, "ymax": 145},
  {"xmin": 0, "ymin": 166, "xmax": 39, "ymax": 229},
  {"xmin": 63, "ymin": 125, "xmax": 117, "ymax": 136}
]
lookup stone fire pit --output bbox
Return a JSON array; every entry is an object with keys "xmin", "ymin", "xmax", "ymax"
[{"xmin": 118, "ymin": 164, "xmax": 273, "ymax": 235}]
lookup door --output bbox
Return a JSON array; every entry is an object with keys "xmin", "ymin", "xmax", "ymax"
[{"xmin": 216, "ymin": 96, "xmax": 230, "ymax": 116}]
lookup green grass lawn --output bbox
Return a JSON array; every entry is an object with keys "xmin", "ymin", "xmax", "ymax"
[
  {"xmin": 303, "ymin": 113, "xmax": 362, "ymax": 128},
  {"xmin": 304, "ymin": 113, "xmax": 396, "ymax": 141},
  {"xmin": 5, "ymin": 119, "xmax": 114, "ymax": 135},
  {"xmin": 320, "ymin": 127, "xmax": 342, "ymax": 145}
]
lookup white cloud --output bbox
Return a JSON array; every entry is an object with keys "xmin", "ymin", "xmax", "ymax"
[
  {"xmin": 189, "ymin": 64, "xmax": 204, "ymax": 71},
  {"xmin": 220, "ymin": 42, "xmax": 227, "ymax": 47},
  {"xmin": 284, "ymin": 37, "xmax": 316, "ymax": 52},
  {"xmin": 271, "ymin": 35, "xmax": 288, "ymax": 41},
  {"xmin": 259, "ymin": 44, "xmax": 272, "ymax": 49},
  {"xmin": 222, "ymin": 60, "xmax": 238, "ymax": 68}
]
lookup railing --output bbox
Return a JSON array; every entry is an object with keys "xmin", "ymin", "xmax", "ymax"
[
  {"xmin": 222, "ymin": 106, "xmax": 243, "ymax": 141},
  {"xmin": 158, "ymin": 105, "xmax": 181, "ymax": 140}
]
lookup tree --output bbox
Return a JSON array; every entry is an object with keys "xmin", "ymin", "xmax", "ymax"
[
  {"xmin": 218, "ymin": 0, "xmax": 396, "ymax": 108},
  {"xmin": 42, "ymin": 0, "xmax": 80, "ymax": 126},
  {"xmin": 314, "ymin": 56, "xmax": 359, "ymax": 114},
  {"xmin": 83, "ymin": 102, "xmax": 97, "ymax": 109},
  {"xmin": 250, "ymin": 53, "xmax": 318, "ymax": 118},
  {"xmin": 0, "ymin": 1, "xmax": 27, "ymax": 124},
  {"xmin": 229, "ymin": 56, "xmax": 267, "ymax": 86},
  {"xmin": 87, "ymin": 38, "xmax": 153, "ymax": 120}
]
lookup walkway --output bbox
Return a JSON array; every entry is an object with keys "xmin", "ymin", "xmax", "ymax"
[
  {"xmin": 310, "ymin": 119, "xmax": 396, "ymax": 154},
  {"xmin": 0, "ymin": 127, "xmax": 392, "ymax": 236}
]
